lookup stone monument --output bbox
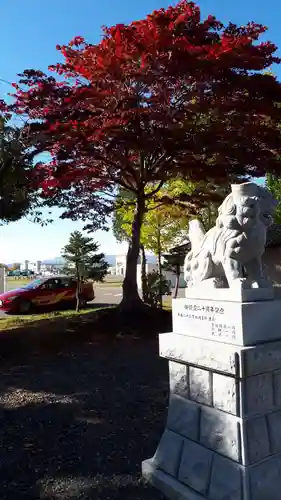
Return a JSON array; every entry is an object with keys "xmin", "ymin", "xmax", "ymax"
[{"xmin": 142, "ymin": 182, "xmax": 281, "ymax": 500}]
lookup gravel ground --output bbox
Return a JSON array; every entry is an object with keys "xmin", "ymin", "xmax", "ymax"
[{"xmin": 0, "ymin": 338, "xmax": 168, "ymax": 500}]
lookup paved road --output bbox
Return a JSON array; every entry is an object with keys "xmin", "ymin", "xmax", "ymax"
[
  {"xmin": 94, "ymin": 285, "xmax": 185, "ymax": 305},
  {"xmin": 94, "ymin": 286, "xmax": 123, "ymax": 305}
]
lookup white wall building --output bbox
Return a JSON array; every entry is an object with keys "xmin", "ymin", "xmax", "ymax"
[
  {"xmin": 107, "ymin": 266, "xmax": 116, "ymax": 276},
  {"xmin": 115, "ymin": 254, "xmax": 141, "ymax": 276},
  {"xmin": 115, "ymin": 254, "xmax": 127, "ymax": 276},
  {"xmin": 136, "ymin": 265, "xmax": 185, "ymax": 289},
  {"xmin": 20, "ymin": 260, "xmax": 42, "ymax": 274},
  {"xmin": 18, "ymin": 259, "xmax": 65, "ymax": 275},
  {"xmin": 114, "ymin": 253, "xmax": 185, "ymax": 290}
]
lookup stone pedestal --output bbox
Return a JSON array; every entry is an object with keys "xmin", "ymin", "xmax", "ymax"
[{"xmin": 142, "ymin": 294, "xmax": 281, "ymax": 500}]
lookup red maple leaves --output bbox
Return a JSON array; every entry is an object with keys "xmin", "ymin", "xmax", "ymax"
[{"xmin": 10, "ymin": 1, "xmax": 281, "ymax": 200}]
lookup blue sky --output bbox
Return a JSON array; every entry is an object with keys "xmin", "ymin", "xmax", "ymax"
[{"xmin": 0, "ymin": 0, "xmax": 280, "ymax": 262}]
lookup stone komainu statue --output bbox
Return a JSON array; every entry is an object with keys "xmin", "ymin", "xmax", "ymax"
[{"xmin": 184, "ymin": 182, "xmax": 277, "ymax": 289}]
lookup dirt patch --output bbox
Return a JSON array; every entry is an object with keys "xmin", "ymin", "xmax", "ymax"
[{"xmin": 0, "ymin": 337, "xmax": 168, "ymax": 499}]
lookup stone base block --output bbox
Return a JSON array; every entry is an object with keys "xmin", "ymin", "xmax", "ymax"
[
  {"xmin": 143, "ymin": 446, "xmax": 281, "ymax": 500},
  {"xmin": 172, "ymin": 297, "xmax": 281, "ymax": 345},
  {"xmin": 142, "ymin": 459, "xmax": 206, "ymax": 500},
  {"xmin": 184, "ymin": 285, "xmax": 274, "ymax": 303},
  {"xmin": 159, "ymin": 332, "xmax": 281, "ymax": 378},
  {"xmin": 168, "ymin": 358, "xmax": 281, "ymax": 419}
]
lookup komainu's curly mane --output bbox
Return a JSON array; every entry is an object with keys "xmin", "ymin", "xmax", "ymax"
[{"xmin": 184, "ymin": 183, "xmax": 277, "ymax": 289}]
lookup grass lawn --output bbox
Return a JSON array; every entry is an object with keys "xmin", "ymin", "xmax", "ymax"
[
  {"xmin": 0, "ymin": 306, "xmax": 109, "ymax": 331},
  {"xmin": 163, "ymin": 295, "xmax": 172, "ymax": 310},
  {"xmin": 0, "ymin": 304, "xmax": 170, "ymax": 499},
  {"xmin": 7, "ymin": 277, "xmax": 30, "ymax": 286},
  {"xmin": 96, "ymin": 281, "xmax": 123, "ymax": 287}
]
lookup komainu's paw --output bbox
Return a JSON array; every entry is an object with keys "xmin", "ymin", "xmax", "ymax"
[
  {"xmin": 229, "ymin": 277, "xmax": 272, "ymax": 290},
  {"xmin": 229, "ymin": 278, "xmax": 250, "ymax": 289}
]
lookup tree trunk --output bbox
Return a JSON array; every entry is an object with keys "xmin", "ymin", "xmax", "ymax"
[
  {"xmin": 75, "ymin": 281, "xmax": 81, "ymax": 312},
  {"xmin": 75, "ymin": 263, "xmax": 82, "ymax": 312},
  {"xmin": 120, "ymin": 195, "xmax": 145, "ymax": 311},
  {"xmin": 173, "ymin": 263, "xmax": 180, "ymax": 299},
  {"xmin": 157, "ymin": 224, "xmax": 163, "ymax": 309},
  {"xmin": 140, "ymin": 244, "xmax": 148, "ymax": 302}
]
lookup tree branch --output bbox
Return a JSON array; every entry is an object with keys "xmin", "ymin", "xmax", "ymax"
[{"xmin": 145, "ymin": 180, "xmax": 165, "ymax": 199}]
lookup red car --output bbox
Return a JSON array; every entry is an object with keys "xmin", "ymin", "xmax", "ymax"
[{"xmin": 0, "ymin": 275, "xmax": 95, "ymax": 314}]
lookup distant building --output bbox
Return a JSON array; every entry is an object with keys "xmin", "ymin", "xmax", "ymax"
[
  {"xmin": 18, "ymin": 257, "xmax": 64, "ymax": 275},
  {"xmin": 112, "ymin": 252, "xmax": 181, "ymax": 289},
  {"xmin": 41, "ymin": 257, "xmax": 65, "ymax": 269},
  {"xmin": 115, "ymin": 254, "xmax": 142, "ymax": 276},
  {"xmin": 107, "ymin": 266, "xmax": 117, "ymax": 276},
  {"xmin": 115, "ymin": 254, "xmax": 128, "ymax": 276},
  {"xmin": 113, "ymin": 253, "xmax": 158, "ymax": 279},
  {"xmin": 20, "ymin": 260, "xmax": 41, "ymax": 274}
]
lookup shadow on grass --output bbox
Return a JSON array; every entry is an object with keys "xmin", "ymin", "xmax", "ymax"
[
  {"xmin": 0, "ymin": 338, "xmax": 168, "ymax": 499},
  {"xmin": 0, "ymin": 304, "xmax": 172, "ymax": 366}
]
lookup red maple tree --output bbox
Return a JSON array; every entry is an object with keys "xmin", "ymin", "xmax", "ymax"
[{"xmin": 10, "ymin": 1, "xmax": 281, "ymax": 310}]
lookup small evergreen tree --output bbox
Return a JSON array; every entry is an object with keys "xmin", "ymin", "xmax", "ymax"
[{"xmin": 61, "ymin": 231, "xmax": 108, "ymax": 311}]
